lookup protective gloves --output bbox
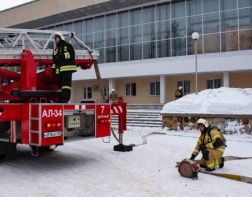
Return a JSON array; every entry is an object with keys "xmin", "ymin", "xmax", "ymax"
[
  {"xmin": 199, "ymin": 144, "xmax": 206, "ymax": 151},
  {"xmin": 190, "ymin": 154, "xmax": 196, "ymax": 161}
]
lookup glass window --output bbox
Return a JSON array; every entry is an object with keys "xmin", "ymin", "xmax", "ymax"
[
  {"xmin": 143, "ymin": 6, "xmax": 155, "ymax": 23},
  {"xmin": 221, "ymin": 31, "xmax": 238, "ymax": 51},
  {"xmin": 204, "ymin": 33, "xmax": 220, "ymax": 53},
  {"xmin": 143, "ymin": 42, "xmax": 156, "ymax": 59},
  {"xmin": 94, "ymin": 32, "xmax": 104, "ymax": 48},
  {"xmin": 118, "ymin": 11, "xmax": 129, "ymax": 27},
  {"xmin": 239, "ymin": 0, "xmax": 252, "ymax": 8},
  {"xmin": 130, "ymin": 25, "xmax": 142, "ymax": 43},
  {"xmin": 203, "ymin": 0, "xmax": 219, "ymax": 13},
  {"xmin": 105, "ymin": 14, "xmax": 117, "ymax": 30},
  {"xmin": 207, "ymin": 79, "xmax": 222, "ymax": 89},
  {"xmin": 55, "ymin": 25, "xmax": 63, "ymax": 31},
  {"xmin": 203, "ymin": 13, "xmax": 220, "ymax": 33},
  {"xmin": 105, "ymin": 29, "xmax": 116, "ymax": 47},
  {"xmin": 64, "ymin": 23, "xmax": 73, "ymax": 31},
  {"xmin": 104, "ymin": 86, "xmax": 109, "ymax": 98},
  {"xmin": 171, "ymin": 18, "xmax": 186, "ymax": 38},
  {"xmin": 150, "ymin": 82, "xmax": 160, "ymax": 96},
  {"xmin": 143, "ymin": 23, "xmax": 156, "ymax": 42},
  {"xmin": 171, "ymin": 0, "xmax": 185, "ymax": 18},
  {"xmin": 214, "ymin": 79, "xmax": 222, "ymax": 88},
  {"xmin": 220, "ymin": 0, "xmax": 237, "ymax": 10},
  {"xmin": 187, "ymin": 15, "xmax": 203, "ymax": 36},
  {"xmin": 118, "ymin": 45, "xmax": 129, "ymax": 62},
  {"xmin": 207, "ymin": 80, "xmax": 213, "ymax": 89},
  {"xmin": 187, "ymin": 36, "xmax": 203, "ymax": 55},
  {"xmin": 84, "ymin": 87, "xmax": 92, "ymax": 99},
  {"xmin": 117, "ymin": 27, "xmax": 129, "ymax": 45},
  {"xmin": 157, "ymin": 39, "xmax": 171, "ymax": 58},
  {"xmin": 187, "ymin": 0, "xmax": 202, "ymax": 16},
  {"xmin": 82, "ymin": 20, "xmax": 87, "ymax": 35},
  {"xmin": 85, "ymin": 19, "xmax": 93, "ymax": 33},
  {"xmin": 73, "ymin": 21, "xmax": 82, "ymax": 37},
  {"xmin": 130, "ymin": 8, "xmax": 142, "ymax": 25},
  {"xmin": 177, "ymin": 80, "xmax": 190, "ymax": 95},
  {"xmin": 240, "ymin": 30, "xmax": 252, "ymax": 50},
  {"xmin": 221, "ymin": 10, "xmax": 238, "ymax": 32},
  {"xmin": 157, "ymin": 20, "xmax": 171, "ymax": 40},
  {"xmin": 106, "ymin": 47, "xmax": 116, "ymax": 63},
  {"xmin": 172, "ymin": 37, "xmax": 186, "ymax": 56},
  {"xmin": 157, "ymin": 2, "xmax": 170, "ymax": 21},
  {"xmin": 130, "ymin": 44, "xmax": 142, "ymax": 60},
  {"xmin": 98, "ymin": 48, "xmax": 105, "ymax": 63},
  {"xmin": 94, "ymin": 17, "xmax": 104, "ymax": 32},
  {"xmin": 85, "ymin": 33, "xmax": 93, "ymax": 49},
  {"xmin": 126, "ymin": 83, "xmax": 136, "ymax": 96},
  {"xmin": 239, "ymin": 7, "xmax": 252, "ymax": 30}
]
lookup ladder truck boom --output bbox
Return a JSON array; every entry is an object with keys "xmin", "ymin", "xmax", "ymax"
[{"xmin": 0, "ymin": 28, "xmax": 128, "ymax": 158}]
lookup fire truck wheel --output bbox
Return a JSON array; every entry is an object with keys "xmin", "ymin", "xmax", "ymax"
[
  {"xmin": 30, "ymin": 145, "xmax": 57, "ymax": 152},
  {"xmin": 0, "ymin": 142, "xmax": 16, "ymax": 159},
  {"xmin": 0, "ymin": 154, "xmax": 6, "ymax": 160},
  {"xmin": 0, "ymin": 121, "xmax": 10, "ymax": 138}
]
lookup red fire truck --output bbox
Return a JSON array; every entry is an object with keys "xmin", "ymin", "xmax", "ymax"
[{"xmin": 0, "ymin": 28, "xmax": 130, "ymax": 158}]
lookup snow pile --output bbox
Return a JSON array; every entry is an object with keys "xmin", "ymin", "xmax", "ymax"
[{"xmin": 161, "ymin": 87, "xmax": 252, "ymax": 115}]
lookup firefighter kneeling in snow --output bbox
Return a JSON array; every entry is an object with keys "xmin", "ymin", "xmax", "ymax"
[
  {"xmin": 52, "ymin": 32, "xmax": 77, "ymax": 103},
  {"xmin": 190, "ymin": 118, "xmax": 225, "ymax": 171}
]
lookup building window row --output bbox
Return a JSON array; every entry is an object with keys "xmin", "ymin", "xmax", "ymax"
[{"xmin": 44, "ymin": 1, "xmax": 252, "ymax": 63}]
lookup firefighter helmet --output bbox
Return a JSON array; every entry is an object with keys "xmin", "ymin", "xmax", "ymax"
[
  {"xmin": 54, "ymin": 32, "xmax": 65, "ymax": 40},
  {"xmin": 196, "ymin": 118, "xmax": 209, "ymax": 128},
  {"xmin": 178, "ymin": 86, "xmax": 183, "ymax": 91}
]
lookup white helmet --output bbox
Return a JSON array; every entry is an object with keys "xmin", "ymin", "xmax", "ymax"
[
  {"xmin": 196, "ymin": 118, "xmax": 209, "ymax": 128},
  {"xmin": 54, "ymin": 32, "xmax": 65, "ymax": 40},
  {"xmin": 111, "ymin": 89, "xmax": 115, "ymax": 92}
]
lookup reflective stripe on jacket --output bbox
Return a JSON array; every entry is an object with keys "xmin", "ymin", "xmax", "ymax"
[{"xmin": 53, "ymin": 40, "xmax": 76, "ymax": 73}]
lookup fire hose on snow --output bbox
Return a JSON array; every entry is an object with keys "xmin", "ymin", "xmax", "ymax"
[{"xmin": 177, "ymin": 157, "xmax": 252, "ymax": 184}]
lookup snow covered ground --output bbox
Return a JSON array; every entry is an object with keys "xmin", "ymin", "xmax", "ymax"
[{"xmin": 1, "ymin": 127, "xmax": 252, "ymax": 197}]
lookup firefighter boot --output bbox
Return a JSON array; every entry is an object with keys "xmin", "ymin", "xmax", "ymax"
[
  {"xmin": 219, "ymin": 157, "xmax": 224, "ymax": 168},
  {"xmin": 205, "ymin": 167, "xmax": 215, "ymax": 172}
]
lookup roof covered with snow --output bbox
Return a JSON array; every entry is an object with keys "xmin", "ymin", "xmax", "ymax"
[{"xmin": 161, "ymin": 87, "xmax": 252, "ymax": 115}]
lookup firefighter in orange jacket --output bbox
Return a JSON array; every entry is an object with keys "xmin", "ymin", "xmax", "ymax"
[
  {"xmin": 190, "ymin": 118, "xmax": 225, "ymax": 171},
  {"xmin": 52, "ymin": 32, "xmax": 77, "ymax": 103}
]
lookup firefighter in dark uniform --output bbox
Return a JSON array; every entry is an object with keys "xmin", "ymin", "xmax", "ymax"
[
  {"xmin": 52, "ymin": 32, "xmax": 77, "ymax": 103},
  {"xmin": 175, "ymin": 86, "xmax": 183, "ymax": 99},
  {"xmin": 109, "ymin": 89, "xmax": 119, "ymax": 103}
]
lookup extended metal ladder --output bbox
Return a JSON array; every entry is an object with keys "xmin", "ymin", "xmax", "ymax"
[
  {"xmin": 0, "ymin": 27, "xmax": 106, "ymax": 104},
  {"xmin": 0, "ymin": 27, "xmax": 99, "ymax": 61}
]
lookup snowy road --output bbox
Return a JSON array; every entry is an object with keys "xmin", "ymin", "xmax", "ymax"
[{"xmin": 0, "ymin": 127, "xmax": 252, "ymax": 197}]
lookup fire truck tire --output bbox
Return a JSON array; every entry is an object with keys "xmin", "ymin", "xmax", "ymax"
[
  {"xmin": 30, "ymin": 145, "xmax": 57, "ymax": 152},
  {"xmin": 0, "ymin": 142, "xmax": 16, "ymax": 159},
  {"xmin": 0, "ymin": 121, "xmax": 10, "ymax": 138}
]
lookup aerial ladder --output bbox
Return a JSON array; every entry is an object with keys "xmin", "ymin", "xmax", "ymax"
[{"xmin": 0, "ymin": 28, "xmax": 129, "ymax": 158}]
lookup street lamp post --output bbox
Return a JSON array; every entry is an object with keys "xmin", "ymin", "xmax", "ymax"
[{"xmin": 192, "ymin": 32, "xmax": 199, "ymax": 95}]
